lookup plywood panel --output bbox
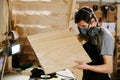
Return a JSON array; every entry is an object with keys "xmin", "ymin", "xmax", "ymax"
[
  {"xmin": 14, "ymin": 14, "xmax": 68, "ymax": 26},
  {"xmin": 12, "ymin": 2, "xmax": 69, "ymax": 14},
  {"xmin": 117, "ymin": 4, "xmax": 120, "ymax": 35},
  {"xmin": 27, "ymin": 29, "xmax": 91, "ymax": 74},
  {"xmin": 11, "ymin": 0, "xmax": 75, "ymax": 36},
  {"xmin": 69, "ymin": 68, "xmax": 83, "ymax": 80},
  {"xmin": 12, "ymin": 0, "xmax": 63, "ymax": 2},
  {"xmin": 21, "ymin": 26, "xmax": 68, "ymax": 36}
]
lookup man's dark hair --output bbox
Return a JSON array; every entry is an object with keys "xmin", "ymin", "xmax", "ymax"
[{"xmin": 74, "ymin": 7, "xmax": 97, "ymax": 24}]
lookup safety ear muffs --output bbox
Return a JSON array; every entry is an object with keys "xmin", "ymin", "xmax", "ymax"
[
  {"xmin": 100, "ymin": 5, "xmax": 109, "ymax": 19},
  {"xmin": 109, "ymin": 5, "xmax": 116, "ymax": 11},
  {"xmin": 81, "ymin": 8, "xmax": 93, "ymax": 20}
]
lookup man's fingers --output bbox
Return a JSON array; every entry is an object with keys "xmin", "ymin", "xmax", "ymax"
[{"xmin": 74, "ymin": 61, "xmax": 83, "ymax": 64}]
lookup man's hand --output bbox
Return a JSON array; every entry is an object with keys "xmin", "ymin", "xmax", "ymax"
[{"xmin": 73, "ymin": 61, "xmax": 89, "ymax": 70}]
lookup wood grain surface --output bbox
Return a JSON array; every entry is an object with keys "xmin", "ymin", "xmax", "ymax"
[{"xmin": 28, "ymin": 29, "xmax": 91, "ymax": 74}]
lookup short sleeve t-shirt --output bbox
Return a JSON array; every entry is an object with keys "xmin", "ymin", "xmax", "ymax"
[{"xmin": 97, "ymin": 28, "xmax": 114, "ymax": 56}]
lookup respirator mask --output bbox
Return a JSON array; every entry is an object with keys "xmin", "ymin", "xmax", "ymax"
[
  {"xmin": 78, "ymin": 9, "xmax": 100, "ymax": 39},
  {"xmin": 78, "ymin": 26, "xmax": 100, "ymax": 39}
]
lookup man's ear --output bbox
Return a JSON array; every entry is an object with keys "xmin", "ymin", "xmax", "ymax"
[
  {"xmin": 91, "ymin": 18, "xmax": 95, "ymax": 23},
  {"xmin": 90, "ymin": 18, "xmax": 96, "ymax": 26}
]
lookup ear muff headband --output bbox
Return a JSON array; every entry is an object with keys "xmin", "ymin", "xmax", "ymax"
[
  {"xmin": 81, "ymin": 9, "xmax": 93, "ymax": 20},
  {"xmin": 81, "ymin": 8, "xmax": 93, "ymax": 29}
]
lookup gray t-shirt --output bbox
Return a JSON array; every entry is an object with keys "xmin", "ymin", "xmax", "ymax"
[{"xmin": 98, "ymin": 28, "xmax": 114, "ymax": 56}]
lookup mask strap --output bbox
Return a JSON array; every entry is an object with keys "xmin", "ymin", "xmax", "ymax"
[
  {"xmin": 87, "ymin": 20, "xmax": 91, "ymax": 29},
  {"xmin": 81, "ymin": 9, "xmax": 93, "ymax": 29}
]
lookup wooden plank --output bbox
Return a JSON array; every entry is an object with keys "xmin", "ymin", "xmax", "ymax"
[
  {"xmin": 11, "ymin": 0, "xmax": 75, "ymax": 36},
  {"xmin": 17, "ymin": 26, "xmax": 68, "ymax": 36},
  {"xmin": 27, "ymin": 29, "xmax": 91, "ymax": 74},
  {"xmin": 113, "ymin": 4, "xmax": 120, "ymax": 74},
  {"xmin": 12, "ymin": 2, "xmax": 69, "ymax": 14},
  {"xmin": 69, "ymin": 68, "xmax": 83, "ymax": 80},
  {"xmin": 117, "ymin": 4, "xmax": 120, "ymax": 35},
  {"xmin": 12, "ymin": 0, "xmax": 63, "ymax": 2},
  {"xmin": 14, "ymin": 14, "xmax": 68, "ymax": 26},
  {"xmin": 0, "ymin": 0, "xmax": 9, "ymax": 42},
  {"xmin": 68, "ymin": 0, "xmax": 76, "ymax": 27}
]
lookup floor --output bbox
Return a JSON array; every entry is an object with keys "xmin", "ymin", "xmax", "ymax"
[
  {"xmin": 3, "ymin": 69, "xmax": 120, "ymax": 80},
  {"xmin": 3, "ymin": 67, "xmax": 71, "ymax": 80},
  {"xmin": 3, "ymin": 69, "xmax": 61, "ymax": 80},
  {"xmin": 3, "ymin": 67, "xmax": 31, "ymax": 80},
  {"xmin": 3, "ymin": 71, "xmax": 29, "ymax": 80}
]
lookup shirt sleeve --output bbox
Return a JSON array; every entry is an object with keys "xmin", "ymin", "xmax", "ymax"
[{"xmin": 100, "ymin": 35, "xmax": 114, "ymax": 56}]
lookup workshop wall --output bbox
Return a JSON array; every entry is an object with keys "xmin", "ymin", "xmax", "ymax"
[{"xmin": 78, "ymin": 3, "xmax": 117, "ymax": 22}]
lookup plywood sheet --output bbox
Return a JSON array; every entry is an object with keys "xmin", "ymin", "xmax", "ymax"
[
  {"xmin": 12, "ymin": 2, "xmax": 69, "ymax": 14},
  {"xmin": 12, "ymin": 0, "xmax": 63, "ymax": 2},
  {"xmin": 14, "ymin": 15, "xmax": 68, "ymax": 26},
  {"xmin": 27, "ymin": 29, "xmax": 91, "ymax": 74},
  {"xmin": 69, "ymin": 68, "xmax": 83, "ymax": 80}
]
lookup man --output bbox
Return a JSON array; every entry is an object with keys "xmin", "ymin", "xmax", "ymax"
[{"xmin": 73, "ymin": 6, "xmax": 114, "ymax": 80}]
